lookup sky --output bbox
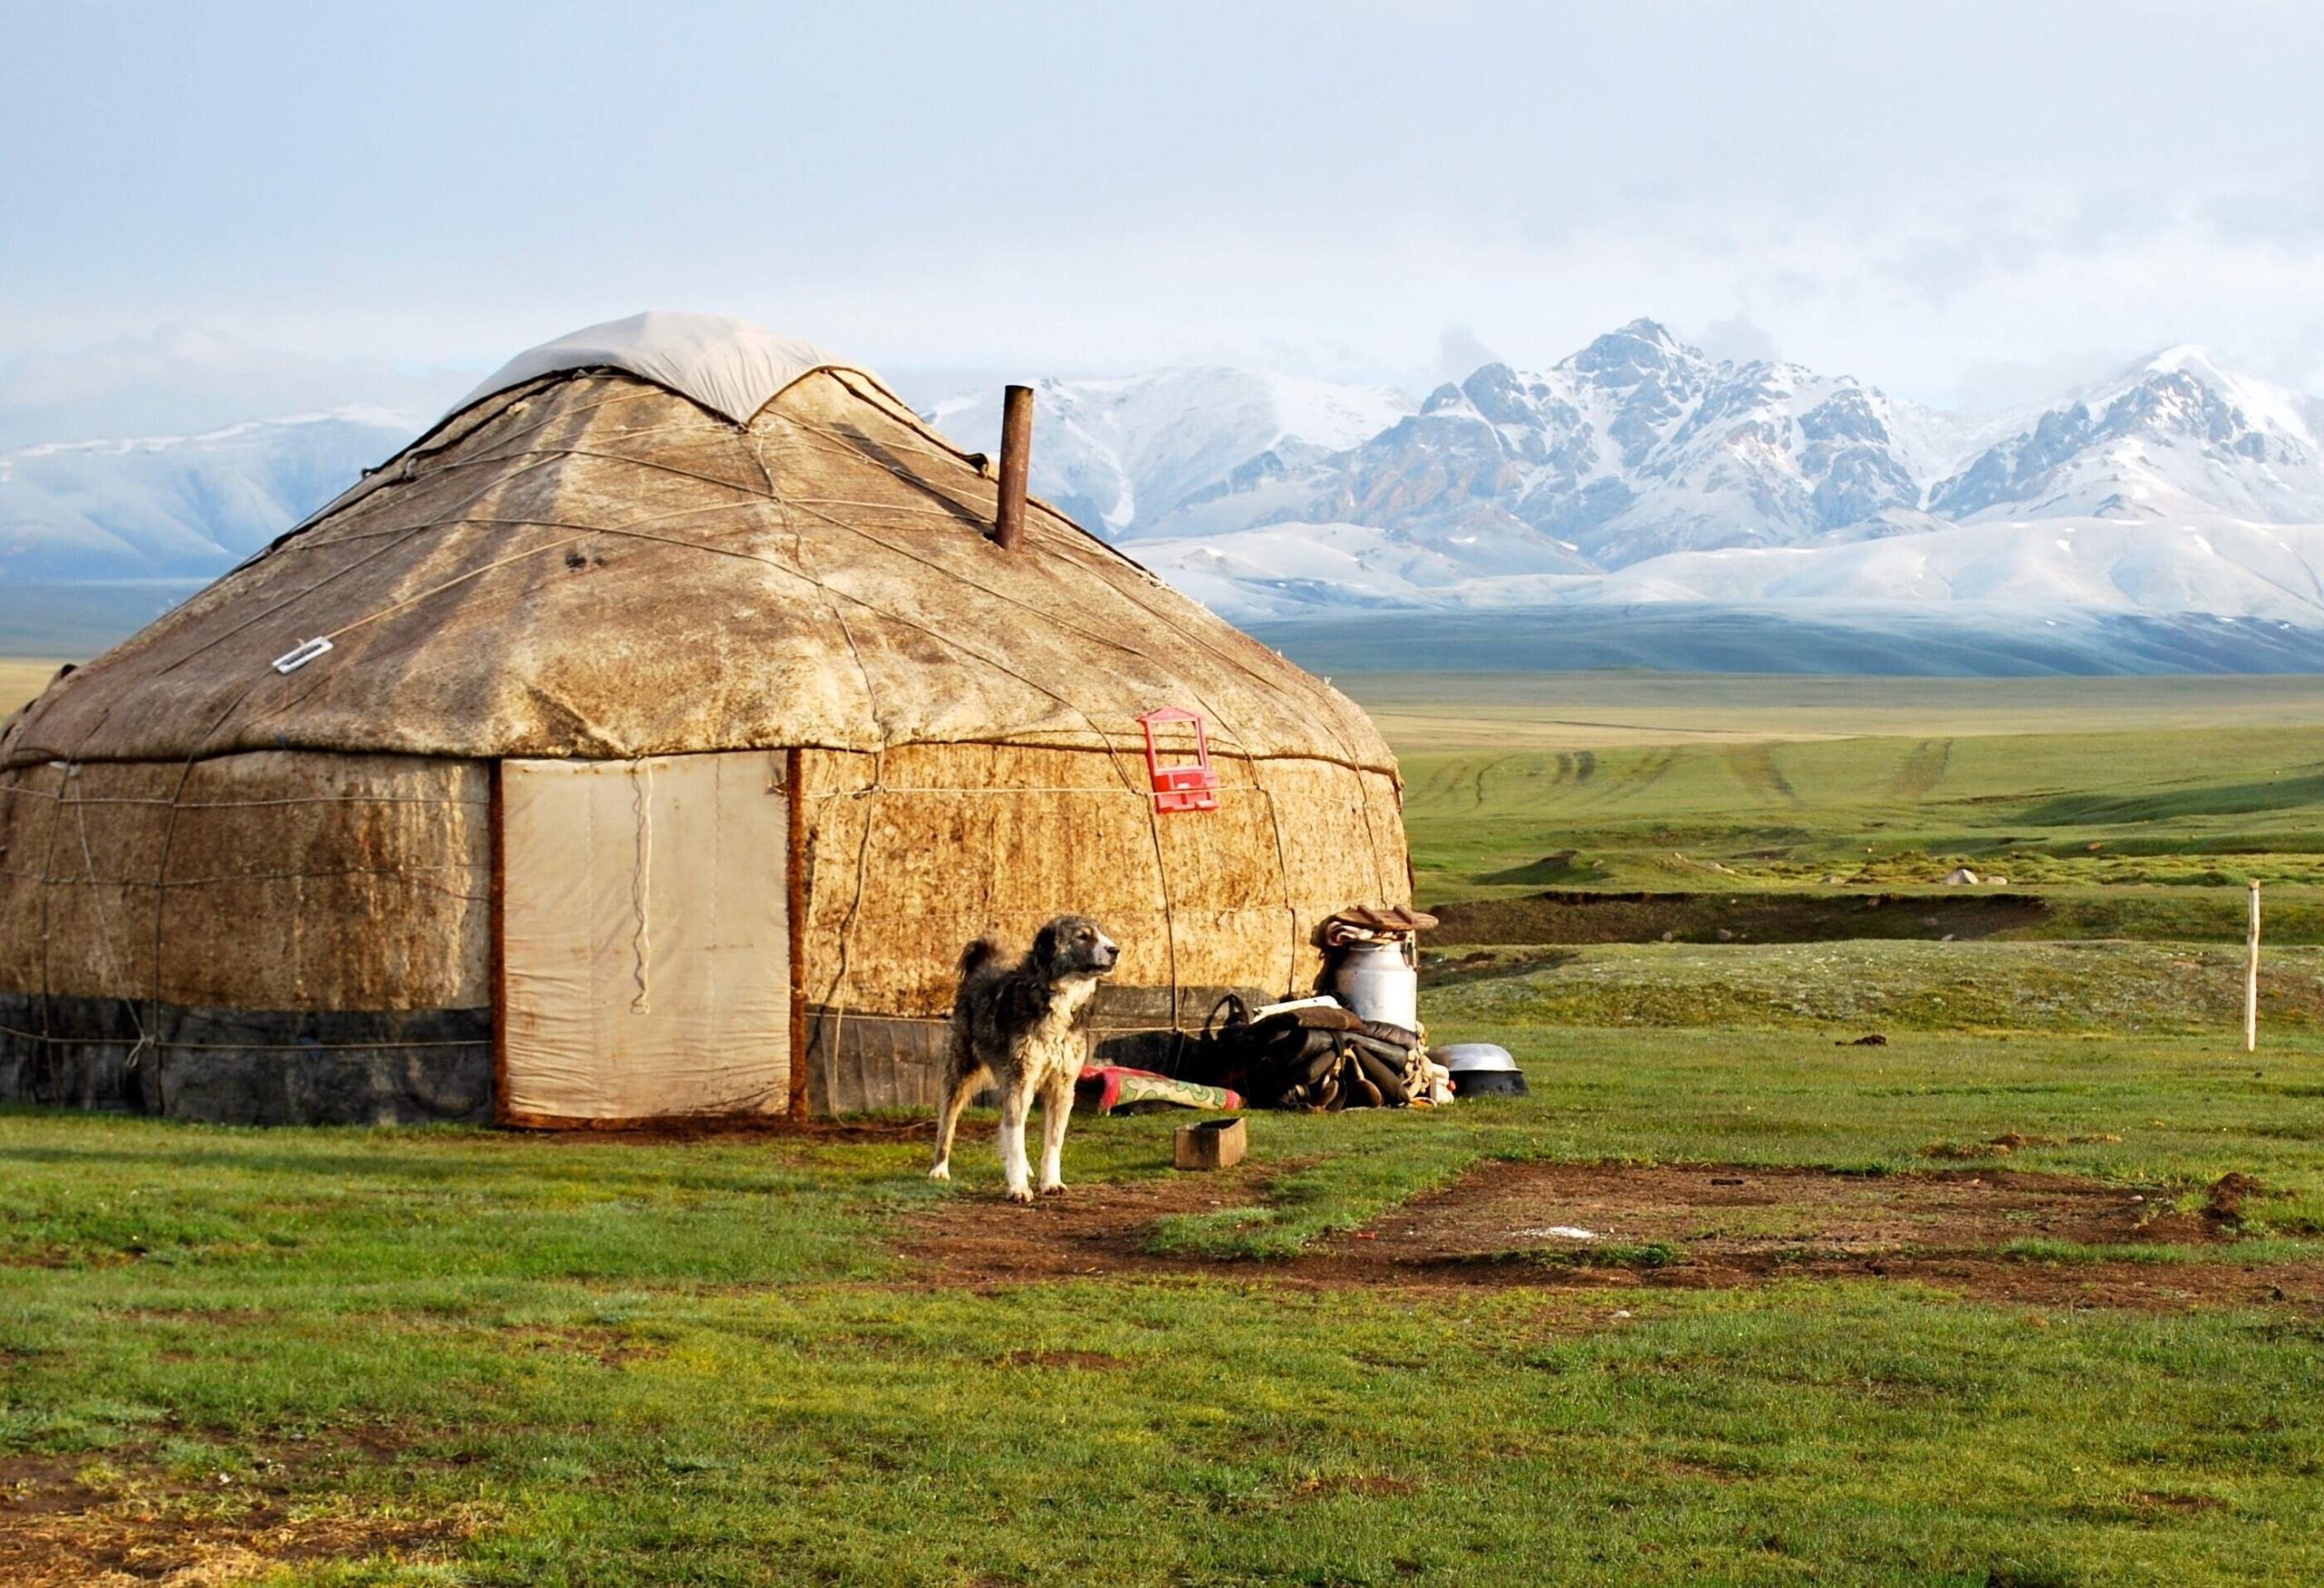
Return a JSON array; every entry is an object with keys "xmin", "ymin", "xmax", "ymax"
[{"xmin": 3, "ymin": 0, "xmax": 2322, "ymax": 445}]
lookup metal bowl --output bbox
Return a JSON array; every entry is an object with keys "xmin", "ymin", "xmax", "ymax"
[
  {"xmin": 1433, "ymin": 1042, "xmax": 1517, "ymax": 1072},
  {"xmin": 1452, "ymin": 1069, "xmax": 1528, "ymax": 1098}
]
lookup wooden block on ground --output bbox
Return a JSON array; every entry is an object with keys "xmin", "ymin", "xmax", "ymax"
[{"xmin": 1175, "ymin": 1117, "xmax": 1246, "ymax": 1170}]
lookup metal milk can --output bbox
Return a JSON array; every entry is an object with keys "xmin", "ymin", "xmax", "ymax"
[{"xmin": 1331, "ymin": 937, "xmax": 1419, "ymax": 1032}]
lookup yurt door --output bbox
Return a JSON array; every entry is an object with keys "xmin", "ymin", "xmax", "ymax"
[{"xmin": 496, "ymin": 754, "xmax": 792, "ymax": 1124}]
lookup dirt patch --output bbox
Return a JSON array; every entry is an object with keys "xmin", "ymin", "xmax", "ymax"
[
  {"xmin": 902, "ymin": 1161, "xmax": 2324, "ymax": 1311},
  {"xmin": 0, "ymin": 1435, "xmax": 477, "ymax": 1587},
  {"xmin": 904, "ymin": 1167, "xmax": 1276, "ymax": 1287},
  {"xmin": 1, "ymin": 1245, "xmax": 140, "ymax": 1270},
  {"xmin": 505, "ymin": 1324, "xmax": 662, "ymax": 1367},
  {"xmin": 1309, "ymin": 1163, "xmax": 2324, "ymax": 1309},
  {"xmin": 1289, "ymin": 1474, "xmax": 1419, "ymax": 1498},
  {"xmin": 999, "ymin": 1349, "xmax": 1130, "ymax": 1371},
  {"xmin": 2126, "ymin": 1489, "xmax": 2227, "ymax": 1515},
  {"xmin": 2205, "ymin": 1171, "xmax": 2264, "ymax": 1227},
  {"xmin": 1316, "ymin": 1160, "xmax": 2206, "ymax": 1263}
]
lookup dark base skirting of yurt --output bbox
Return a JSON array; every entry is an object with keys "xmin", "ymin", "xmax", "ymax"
[
  {"xmin": 0, "ymin": 994, "xmax": 494, "ymax": 1125},
  {"xmin": 5, "ymin": 992, "xmax": 1242, "ymax": 1125}
]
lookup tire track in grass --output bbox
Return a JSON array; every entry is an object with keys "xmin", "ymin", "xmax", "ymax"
[
  {"xmin": 1725, "ymin": 744, "xmax": 1802, "ymax": 804},
  {"xmin": 1889, "ymin": 738, "xmax": 1955, "ymax": 800},
  {"xmin": 1593, "ymin": 745, "xmax": 1680, "ymax": 811}
]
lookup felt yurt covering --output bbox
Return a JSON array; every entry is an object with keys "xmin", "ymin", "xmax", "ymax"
[{"xmin": 0, "ymin": 313, "xmax": 1411, "ymax": 1126}]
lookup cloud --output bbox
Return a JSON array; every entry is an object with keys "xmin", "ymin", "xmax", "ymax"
[
  {"xmin": 0, "ymin": 324, "xmax": 478, "ymax": 450},
  {"xmin": 1690, "ymin": 313, "xmax": 1780, "ymax": 366},
  {"xmin": 1950, "ymin": 348, "xmax": 2143, "ymax": 414},
  {"xmin": 1433, "ymin": 325, "xmax": 1502, "ymax": 380}
]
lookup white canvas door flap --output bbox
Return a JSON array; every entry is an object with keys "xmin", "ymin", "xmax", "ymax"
[{"xmin": 500, "ymin": 753, "xmax": 790, "ymax": 1122}]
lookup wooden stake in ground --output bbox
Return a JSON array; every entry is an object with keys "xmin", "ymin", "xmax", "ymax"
[{"xmin": 2246, "ymin": 881, "xmax": 2262, "ymax": 1053}]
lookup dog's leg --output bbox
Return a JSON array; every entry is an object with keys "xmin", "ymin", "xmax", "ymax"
[
  {"xmin": 998, "ymin": 1071, "xmax": 1038, "ymax": 1204},
  {"xmin": 1037, "ymin": 1067, "xmax": 1075, "ymax": 1196},
  {"xmin": 929, "ymin": 1060, "xmax": 985, "ymax": 1182}
]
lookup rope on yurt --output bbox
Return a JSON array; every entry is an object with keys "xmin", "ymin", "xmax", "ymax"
[
  {"xmin": 784, "ymin": 498, "xmax": 988, "ymax": 518},
  {"xmin": 0, "ymin": 786, "xmax": 485, "ymax": 811},
  {"xmin": 820, "ymin": 370, "xmax": 1009, "ymax": 472},
  {"xmin": 628, "ymin": 759, "xmax": 654, "ymax": 1013},
  {"xmin": 298, "ymin": 534, "xmax": 596, "ymax": 654},
  {"xmin": 0, "ymin": 858, "xmax": 485, "ymax": 894},
  {"xmin": 26, "ymin": 761, "xmax": 85, "ymax": 1093},
  {"xmin": 1137, "ymin": 762, "xmax": 1182, "ymax": 1032},
  {"xmin": 135, "ymin": 666, "xmax": 287, "ymax": 1089},
  {"xmin": 748, "ymin": 429, "xmax": 893, "ymax": 1081},
  {"xmin": 73, "ymin": 789, "xmax": 151, "ymax": 1065},
  {"xmin": 819, "ymin": 746, "xmax": 887, "ymax": 1078},
  {"xmin": 0, "ymin": 1024, "xmax": 487, "ymax": 1052},
  {"xmin": 411, "ymin": 444, "xmax": 786, "ymax": 501},
  {"xmin": 149, "ymin": 456, "xmax": 572, "ymax": 680}
]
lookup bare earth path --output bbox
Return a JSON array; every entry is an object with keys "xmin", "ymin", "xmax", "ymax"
[{"xmin": 905, "ymin": 1159, "xmax": 2324, "ymax": 1312}]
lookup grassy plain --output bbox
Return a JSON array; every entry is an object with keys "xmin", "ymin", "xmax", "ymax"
[
  {"xmin": 1, "ymin": 658, "xmax": 65, "ymax": 716},
  {"xmin": 6, "ymin": 670, "xmax": 2324, "ymax": 1583}
]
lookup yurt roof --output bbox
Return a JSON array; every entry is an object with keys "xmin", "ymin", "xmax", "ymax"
[
  {"xmin": 446, "ymin": 311, "xmax": 855, "ymax": 429},
  {"xmin": 2, "ymin": 315, "xmax": 1394, "ymax": 777}
]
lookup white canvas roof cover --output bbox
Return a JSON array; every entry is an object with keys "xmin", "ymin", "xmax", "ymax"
[{"xmin": 449, "ymin": 311, "xmax": 851, "ymax": 427}]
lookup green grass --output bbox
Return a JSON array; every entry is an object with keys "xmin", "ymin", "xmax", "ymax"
[
  {"xmin": 8, "ymin": 1023, "xmax": 2324, "ymax": 1583},
  {"xmin": 1400, "ymin": 725, "xmax": 2324, "ymax": 902},
  {"xmin": 1426, "ymin": 940, "xmax": 2324, "ymax": 1034},
  {"xmin": 12, "ymin": 1218, "xmax": 2324, "ymax": 1584}
]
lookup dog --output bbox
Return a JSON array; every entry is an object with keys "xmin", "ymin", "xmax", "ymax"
[{"xmin": 930, "ymin": 914, "xmax": 1119, "ymax": 1202}]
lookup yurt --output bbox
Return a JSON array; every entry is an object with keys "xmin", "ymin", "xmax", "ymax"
[{"xmin": 0, "ymin": 314, "xmax": 1411, "ymax": 1127}]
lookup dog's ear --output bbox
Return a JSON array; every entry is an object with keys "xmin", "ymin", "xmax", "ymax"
[{"xmin": 1031, "ymin": 919, "xmax": 1060, "ymax": 971}]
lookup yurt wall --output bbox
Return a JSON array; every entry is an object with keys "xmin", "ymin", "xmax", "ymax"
[
  {"xmin": 2, "ymin": 737, "xmax": 1408, "ymax": 1124},
  {"xmin": 0, "ymin": 751, "xmax": 493, "ymax": 1123},
  {"xmin": 793, "ymin": 741, "xmax": 1407, "ymax": 1113}
]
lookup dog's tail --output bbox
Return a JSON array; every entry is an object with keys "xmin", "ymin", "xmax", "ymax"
[{"xmin": 958, "ymin": 936, "xmax": 1006, "ymax": 978}]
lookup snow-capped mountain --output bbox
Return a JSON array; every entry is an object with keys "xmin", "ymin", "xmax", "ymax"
[
  {"xmin": 1932, "ymin": 348, "xmax": 2324, "ymax": 525},
  {"xmin": 1249, "ymin": 322, "xmax": 2324, "ymax": 568},
  {"xmin": 926, "ymin": 368, "xmax": 1413, "ymax": 540},
  {"xmin": 929, "ymin": 322, "xmax": 2324, "ymax": 630},
  {"xmin": 0, "ymin": 409, "xmax": 413, "ymax": 579},
  {"xmin": 930, "ymin": 322, "xmax": 2324, "ymax": 567},
  {"xmin": 1311, "ymin": 321, "xmax": 1953, "ymax": 568}
]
